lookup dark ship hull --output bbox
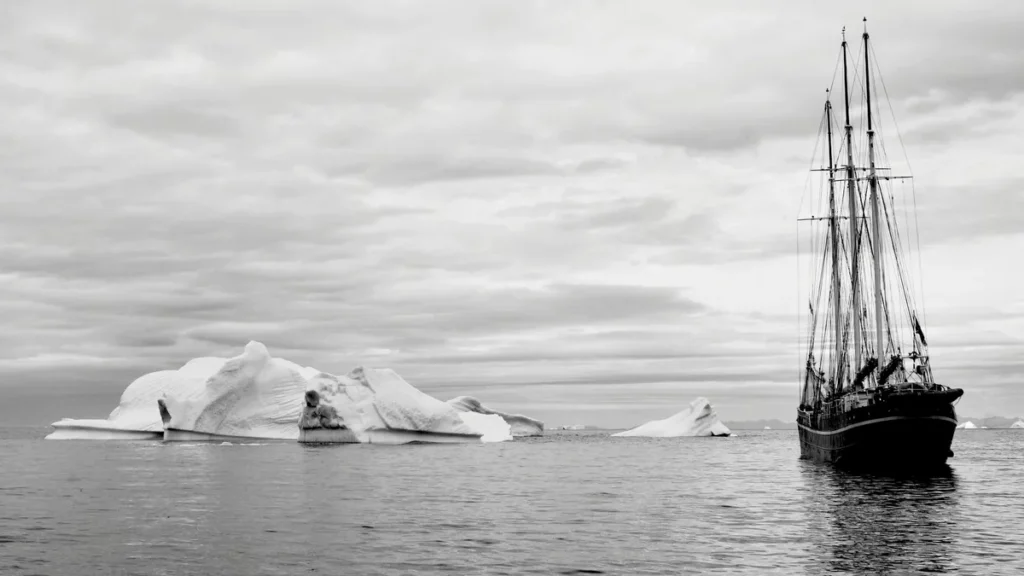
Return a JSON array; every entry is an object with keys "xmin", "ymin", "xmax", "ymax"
[{"xmin": 797, "ymin": 386, "xmax": 963, "ymax": 470}]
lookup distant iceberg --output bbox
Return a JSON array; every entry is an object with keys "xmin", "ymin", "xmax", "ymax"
[
  {"xmin": 612, "ymin": 397, "xmax": 732, "ymax": 438},
  {"xmin": 955, "ymin": 421, "xmax": 977, "ymax": 430},
  {"xmin": 446, "ymin": 396, "xmax": 544, "ymax": 437},
  {"xmin": 45, "ymin": 357, "xmax": 227, "ymax": 440},
  {"xmin": 299, "ymin": 367, "xmax": 511, "ymax": 444},
  {"xmin": 158, "ymin": 341, "xmax": 311, "ymax": 441},
  {"xmin": 1011, "ymin": 420, "xmax": 1024, "ymax": 429}
]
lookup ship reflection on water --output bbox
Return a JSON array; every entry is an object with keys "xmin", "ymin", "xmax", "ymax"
[{"xmin": 800, "ymin": 462, "xmax": 961, "ymax": 574}]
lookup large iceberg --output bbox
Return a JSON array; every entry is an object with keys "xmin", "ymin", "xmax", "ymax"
[
  {"xmin": 1011, "ymin": 420, "xmax": 1024, "ymax": 429},
  {"xmin": 300, "ymin": 367, "xmax": 511, "ymax": 444},
  {"xmin": 612, "ymin": 397, "xmax": 732, "ymax": 438},
  {"xmin": 45, "ymin": 357, "xmax": 227, "ymax": 440},
  {"xmin": 158, "ymin": 341, "xmax": 310, "ymax": 441},
  {"xmin": 46, "ymin": 340, "xmax": 518, "ymax": 444},
  {"xmin": 446, "ymin": 396, "xmax": 544, "ymax": 437}
]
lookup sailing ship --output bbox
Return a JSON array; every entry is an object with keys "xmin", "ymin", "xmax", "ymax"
[{"xmin": 797, "ymin": 20, "xmax": 964, "ymax": 469}]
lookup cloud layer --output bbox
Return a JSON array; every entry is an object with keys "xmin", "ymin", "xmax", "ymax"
[{"xmin": 2, "ymin": 0, "xmax": 1022, "ymax": 426}]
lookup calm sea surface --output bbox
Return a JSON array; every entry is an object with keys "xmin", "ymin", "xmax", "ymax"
[{"xmin": 1, "ymin": 427, "xmax": 1021, "ymax": 575}]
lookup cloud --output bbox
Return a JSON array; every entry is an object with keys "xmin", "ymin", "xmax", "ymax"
[
  {"xmin": 107, "ymin": 105, "xmax": 242, "ymax": 140},
  {"xmin": 0, "ymin": 0, "xmax": 1022, "ymax": 426}
]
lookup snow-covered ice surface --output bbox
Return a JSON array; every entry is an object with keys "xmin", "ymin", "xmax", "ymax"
[
  {"xmin": 158, "ymin": 342, "xmax": 309, "ymax": 441},
  {"xmin": 612, "ymin": 397, "xmax": 732, "ymax": 438},
  {"xmin": 300, "ymin": 367, "xmax": 511, "ymax": 444},
  {"xmin": 455, "ymin": 411, "xmax": 513, "ymax": 443},
  {"xmin": 45, "ymin": 357, "xmax": 227, "ymax": 440},
  {"xmin": 45, "ymin": 340, "xmax": 514, "ymax": 443},
  {"xmin": 446, "ymin": 396, "xmax": 544, "ymax": 437},
  {"xmin": 44, "ymin": 427, "xmax": 163, "ymax": 441}
]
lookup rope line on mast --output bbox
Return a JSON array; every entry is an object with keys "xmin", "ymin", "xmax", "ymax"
[
  {"xmin": 799, "ymin": 102, "xmax": 832, "ymax": 401},
  {"xmin": 871, "ymin": 41, "xmax": 929, "ymax": 336}
]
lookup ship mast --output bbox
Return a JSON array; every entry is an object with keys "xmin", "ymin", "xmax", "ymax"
[
  {"xmin": 863, "ymin": 18, "xmax": 885, "ymax": 369},
  {"xmin": 825, "ymin": 96, "xmax": 843, "ymax": 394},
  {"xmin": 841, "ymin": 28, "xmax": 862, "ymax": 379}
]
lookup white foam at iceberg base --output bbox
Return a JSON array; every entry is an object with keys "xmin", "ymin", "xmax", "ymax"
[
  {"xmin": 611, "ymin": 397, "xmax": 732, "ymax": 438},
  {"xmin": 159, "ymin": 341, "xmax": 311, "ymax": 441},
  {"xmin": 45, "ymin": 357, "xmax": 227, "ymax": 440},
  {"xmin": 300, "ymin": 367, "xmax": 511, "ymax": 444},
  {"xmin": 446, "ymin": 396, "xmax": 544, "ymax": 437}
]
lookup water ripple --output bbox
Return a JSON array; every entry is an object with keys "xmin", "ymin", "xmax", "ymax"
[{"xmin": 0, "ymin": 429, "xmax": 1022, "ymax": 574}]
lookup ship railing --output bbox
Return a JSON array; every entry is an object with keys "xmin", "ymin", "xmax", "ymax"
[
  {"xmin": 882, "ymin": 381, "xmax": 947, "ymax": 393},
  {"xmin": 812, "ymin": 380, "xmax": 951, "ymax": 414}
]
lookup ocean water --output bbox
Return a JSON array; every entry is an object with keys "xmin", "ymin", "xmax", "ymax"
[{"xmin": 1, "ymin": 427, "xmax": 1022, "ymax": 575}]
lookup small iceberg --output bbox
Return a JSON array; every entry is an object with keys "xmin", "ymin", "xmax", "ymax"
[
  {"xmin": 612, "ymin": 397, "xmax": 732, "ymax": 438},
  {"xmin": 955, "ymin": 421, "xmax": 977, "ymax": 430},
  {"xmin": 1011, "ymin": 420, "xmax": 1024, "ymax": 429},
  {"xmin": 764, "ymin": 426, "xmax": 772, "ymax": 430},
  {"xmin": 446, "ymin": 396, "xmax": 544, "ymax": 437},
  {"xmin": 299, "ymin": 367, "xmax": 511, "ymax": 444},
  {"xmin": 158, "ymin": 341, "xmax": 311, "ymax": 441},
  {"xmin": 45, "ymin": 357, "xmax": 227, "ymax": 440}
]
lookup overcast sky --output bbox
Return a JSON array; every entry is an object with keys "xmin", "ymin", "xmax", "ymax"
[{"xmin": 1, "ymin": 0, "xmax": 1022, "ymax": 428}]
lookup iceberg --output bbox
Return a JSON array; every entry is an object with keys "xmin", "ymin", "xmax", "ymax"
[
  {"xmin": 955, "ymin": 421, "xmax": 977, "ymax": 430},
  {"xmin": 446, "ymin": 396, "xmax": 544, "ymax": 437},
  {"xmin": 299, "ymin": 367, "xmax": 511, "ymax": 444},
  {"xmin": 158, "ymin": 341, "xmax": 309, "ymax": 441},
  {"xmin": 612, "ymin": 397, "xmax": 732, "ymax": 438},
  {"xmin": 45, "ymin": 357, "xmax": 227, "ymax": 440},
  {"xmin": 1011, "ymin": 420, "xmax": 1024, "ymax": 429}
]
